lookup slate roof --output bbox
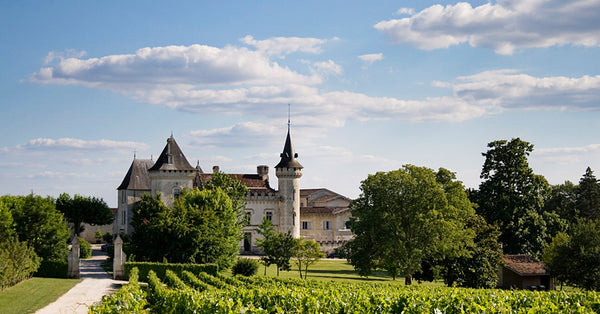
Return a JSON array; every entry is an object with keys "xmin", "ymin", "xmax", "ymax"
[
  {"xmin": 503, "ymin": 255, "xmax": 548, "ymax": 276},
  {"xmin": 149, "ymin": 136, "xmax": 195, "ymax": 171},
  {"xmin": 117, "ymin": 159, "xmax": 154, "ymax": 190},
  {"xmin": 275, "ymin": 127, "xmax": 303, "ymax": 169}
]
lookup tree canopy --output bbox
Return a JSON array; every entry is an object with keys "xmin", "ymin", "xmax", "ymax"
[
  {"xmin": 543, "ymin": 219, "xmax": 600, "ymax": 290},
  {"xmin": 576, "ymin": 167, "xmax": 600, "ymax": 220},
  {"xmin": 131, "ymin": 188, "xmax": 243, "ymax": 269},
  {"xmin": 256, "ymin": 218, "xmax": 296, "ymax": 276},
  {"xmin": 56, "ymin": 193, "xmax": 113, "ymax": 236},
  {"xmin": 346, "ymin": 165, "xmax": 475, "ymax": 284},
  {"xmin": 472, "ymin": 138, "xmax": 564, "ymax": 257}
]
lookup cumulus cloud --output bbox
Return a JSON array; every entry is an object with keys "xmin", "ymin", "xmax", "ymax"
[
  {"xmin": 312, "ymin": 60, "xmax": 343, "ymax": 76},
  {"xmin": 358, "ymin": 53, "xmax": 383, "ymax": 67},
  {"xmin": 240, "ymin": 35, "xmax": 337, "ymax": 58},
  {"xmin": 395, "ymin": 8, "xmax": 415, "ymax": 16},
  {"xmin": 26, "ymin": 171, "xmax": 95, "ymax": 179},
  {"xmin": 44, "ymin": 49, "xmax": 87, "ymax": 65},
  {"xmin": 189, "ymin": 122, "xmax": 282, "ymax": 148},
  {"xmin": 453, "ymin": 70, "xmax": 600, "ymax": 110},
  {"xmin": 31, "ymin": 44, "xmax": 321, "ymax": 88},
  {"xmin": 537, "ymin": 144, "xmax": 600, "ymax": 155},
  {"xmin": 375, "ymin": 0, "xmax": 600, "ymax": 54},
  {"xmin": 6, "ymin": 138, "xmax": 149, "ymax": 153}
]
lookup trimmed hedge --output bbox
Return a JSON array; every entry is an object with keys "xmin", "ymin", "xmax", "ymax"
[
  {"xmin": 34, "ymin": 259, "xmax": 68, "ymax": 278},
  {"xmin": 89, "ymin": 267, "xmax": 147, "ymax": 313},
  {"xmin": 79, "ymin": 238, "xmax": 92, "ymax": 259},
  {"xmin": 0, "ymin": 240, "xmax": 41, "ymax": 289},
  {"xmin": 125, "ymin": 262, "xmax": 218, "ymax": 282}
]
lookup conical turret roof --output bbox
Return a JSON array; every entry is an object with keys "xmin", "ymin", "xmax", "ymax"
[
  {"xmin": 149, "ymin": 136, "xmax": 195, "ymax": 171},
  {"xmin": 275, "ymin": 126, "xmax": 303, "ymax": 169}
]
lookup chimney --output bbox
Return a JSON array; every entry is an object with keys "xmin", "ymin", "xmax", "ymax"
[
  {"xmin": 212, "ymin": 166, "xmax": 219, "ymax": 173},
  {"xmin": 257, "ymin": 165, "xmax": 269, "ymax": 180}
]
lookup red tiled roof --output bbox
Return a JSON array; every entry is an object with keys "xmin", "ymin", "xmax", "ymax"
[
  {"xmin": 503, "ymin": 255, "xmax": 548, "ymax": 276},
  {"xmin": 197, "ymin": 173, "xmax": 275, "ymax": 192}
]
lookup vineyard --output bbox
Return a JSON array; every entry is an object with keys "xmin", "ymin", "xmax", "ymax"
[{"xmin": 91, "ymin": 267, "xmax": 600, "ymax": 313}]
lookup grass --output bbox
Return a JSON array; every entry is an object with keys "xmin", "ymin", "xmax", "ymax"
[
  {"xmin": 0, "ymin": 277, "xmax": 81, "ymax": 314},
  {"xmin": 239, "ymin": 258, "xmax": 444, "ymax": 286}
]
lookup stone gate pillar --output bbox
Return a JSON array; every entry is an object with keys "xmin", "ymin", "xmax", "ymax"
[
  {"xmin": 67, "ymin": 237, "xmax": 80, "ymax": 278},
  {"xmin": 113, "ymin": 235, "xmax": 125, "ymax": 280}
]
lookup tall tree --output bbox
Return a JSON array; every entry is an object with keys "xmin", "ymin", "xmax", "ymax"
[
  {"xmin": 56, "ymin": 193, "xmax": 114, "ymax": 236},
  {"xmin": 347, "ymin": 165, "xmax": 475, "ymax": 284},
  {"xmin": 474, "ymin": 138, "xmax": 555, "ymax": 256},
  {"xmin": 544, "ymin": 181, "xmax": 578, "ymax": 225},
  {"xmin": 256, "ymin": 218, "xmax": 296, "ymax": 276},
  {"xmin": 131, "ymin": 188, "xmax": 243, "ymax": 269},
  {"xmin": 576, "ymin": 167, "xmax": 600, "ymax": 220},
  {"xmin": 202, "ymin": 171, "xmax": 249, "ymax": 213}
]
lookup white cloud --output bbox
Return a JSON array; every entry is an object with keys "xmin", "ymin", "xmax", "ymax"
[
  {"xmin": 6, "ymin": 138, "xmax": 149, "ymax": 153},
  {"xmin": 453, "ymin": 70, "xmax": 600, "ymax": 110},
  {"xmin": 26, "ymin": 171, "xmax": 95, "ymax": 179},
  {"xmin": 44, "ymin": 49, "xmax": 87, "ymax": 65},
  {"xmin": 358, "ymin": 53, "xmax": 383, "ymax": 66},
  {"xmin": 537, "ymin": 144, "xmax": 600, "ymax": 155},
  {"xmin": 240, "ymin": 35, "xmax": 336, "ymax": 58},
  {"xmin": 312, "ymin": 60, "xmax": 343, "ymax": 76},
  {"xmin": 395, "ymin": 8, "xmax": 414, "ymax": 16},
  {"xmin": 31, "ymin": 44, "xmax": 321, "ymax": 88},
  {"xmin": 190, "ymin": 122, "xmax": 282, "ymax": 148},
  {"xmin": 375, "ymin": 0, "xmax": 600, "ymax": 54}
]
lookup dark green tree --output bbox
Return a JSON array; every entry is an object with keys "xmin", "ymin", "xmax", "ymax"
[
  {"xmin": 256, "ymin": 218, "xmax": 276, "ymax": 275},
  {"xmin": 440, "ymin": 215, "xmax": 503, "ymax": 288},
  {"xmin": 0, "ymin": 201, "xmax": 14, "ymax": 243},
  {"xmin": 347, "ymin": 165, "xmax": 475, "ymax": 284},
  {"xmin": 474, "ymin": 138, "xmax": 557, "ymax": 256},
  {"xmin": 131, "ymin": 188, "xmax": 242, "ymax": 269},
  {"xmin": 544, "ymin": 181, "xmax": 578, "ymax": 225},
  {"xmin": 576, "ymin": 167, "xmax": 600, "ymax": 220},
  {"xmin": 56, "ymin": 193, "xmax": 114, "ymax": 237},
  {"xmin": 543, "ymin": 219, "xmax": 600, "ymax": 290}
]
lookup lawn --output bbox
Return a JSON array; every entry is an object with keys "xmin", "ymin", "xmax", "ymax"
[
  {"xmin": 241, "ymin": 257, "xmax": 444, "ymax": 286},
  {"xmin": 0, "ymin": 277, "xmax": 81, "ymax": 314}
]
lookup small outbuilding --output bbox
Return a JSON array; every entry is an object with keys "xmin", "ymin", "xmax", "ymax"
[{"xmin": 498, "ymin": 255, "xmax": 555, "ymax": 290}]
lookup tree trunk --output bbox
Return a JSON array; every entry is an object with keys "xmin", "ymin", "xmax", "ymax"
[{"xmin": 405, "ymin": 274, "xmax": 412, "ymax": 285}]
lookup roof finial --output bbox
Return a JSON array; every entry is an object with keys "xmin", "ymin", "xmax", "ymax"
[
  {"xmin": 170, "ymin": 130, "xmax": 174, "ymax": 138},
  {"xmin": 288, "ymin": 104, "xmax": 291, "ymax": 130},
  {"xmin": 133, "ymin": 149, "xmax": 137, "ymax": 159}
]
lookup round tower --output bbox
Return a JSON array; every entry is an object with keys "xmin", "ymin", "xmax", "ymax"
[{"xmin": 275, "ymin": 124, "xmax": 303, "ymax": 238}]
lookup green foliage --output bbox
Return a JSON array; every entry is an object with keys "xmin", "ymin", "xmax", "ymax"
[
  {"xmin": 131, "ymin": 188, "xmax": 242, "ymax": 269},
  {"xmin": 0, "ymin": 202, "xmax": 14, "ymax": 243},
  {"xmin": 440, "ymin": 215, "xmax": 503, "ymax": 288},
  {"xmin": 0, "ymin": 194, "xmax": 69, "ymax": 277},
  {"xmin": 89, "ymin": 267, "xmax": 148, "ymax": 313},
  {"xmin": 55, "ymin": 193, "xmax": 113, "ymax": 236},
  {"xmin": 100, "ymin": 269, "xmax": 600, "ymax": 313},
  {"xmin": 124, "ymin": 262, "xmax": 218, "ymax": 282},
  {"xmin": 543, "ymin": 219, "xmax": 600, "ymax": 290},
  {"xmin": 347, "ymin": 165, "xmax": 475, "ymax": 284},
  {"xmin": 102, "ymin": 232, "xmax": 113, "ymax": 244},
  {"xmin": 576, "ymin": 167, "xmax": 600, "ymax": 220},
  {"xmin": 256, "ymin": 218, "xmax": 296, "ymax": 276},
  {"xmin": 34, "ymin": 259, "xmax": 68, "ymax": 278},
  {"xmin": 473, "ymin": 138, "xmax": 562, "ymax": 257},
  {"xmin": 0, "ymin": 239, "xmax": 41, "ymax": 290},
  {"xmin": 293, "ymin": 238, "xmax": 325, "ymax": 279},
  {"xmin": 78, "ymin": 238, "xmax": 92, "ymax": 259},
  {"xmin": 94, "ymin": 230, "xmax": 103, "ymax": 242},
  {"xmin": 232, "ymin": 258, "xmax": 259, "ymax": 276},
  {"xmin": 202, "ymin": 171, "xmax": 249, "ymax": 213},
  {"xmin": 545, "ymin": 181, "xmax": 579, "ymax": 225}
]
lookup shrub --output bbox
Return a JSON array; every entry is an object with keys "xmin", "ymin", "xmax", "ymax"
[
  {"xmin": 124, "ymin": 262, "xmax": 218, "ymax": 282},
  {"xmin": 89, "ymin": 267, "xmax": 147, "ymax": 313},
  {"xmin": 232, "ymin": 258, "xmax": 259, "ymax": 276},
  {"xmin": 35, "ymin": 259, "xmax": 68, "ymax": 278},
  {"xmin": 102, "ymin": 232, "xmax": 113, "ymax": 244},
  {"xmin": 79, "ymin": 238, "xmax": 92, "ymax": 259},
  {"xmin": 94, "ymin": 230, "xmax": 103, "ymax": 243},
  {"xmin": 0, "ymin": 239, "xmax": 41, "ymax": 289}
]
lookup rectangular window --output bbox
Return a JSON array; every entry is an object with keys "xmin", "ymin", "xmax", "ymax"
[
  {"xmin": 121, "ymin": 210, "xmax": 126, "ymax": 225},
  {"xmin": 265, "ymin": 211, "xmax": 273, "ymax": 221},
  {"xmin": 245, "ymin": 211, "xmax": 251, "ymax": 225},
  {"xmin": 121, "ymin": 191, "xmax": 126, "ymax": 204},
  {"xmin": 301, "ymin": 221, "xmax": 311, "ymax": 230},
  {"xmin": 323, "ymin": 221, "xmax": 332, "ymax": 230}
]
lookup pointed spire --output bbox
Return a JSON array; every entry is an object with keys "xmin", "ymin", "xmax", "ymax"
[
  {"xmin": 149, "ymin": 135, "xmax": 195, "ymax": 171},
  {"xmin": 275, "ymin": 112, "xmax": 303, "ymax": 169}
]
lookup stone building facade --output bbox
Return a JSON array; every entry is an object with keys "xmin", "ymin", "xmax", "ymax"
[{"xmin": 114, "ymin": 127, "xmax": 353, "ymax": 253}]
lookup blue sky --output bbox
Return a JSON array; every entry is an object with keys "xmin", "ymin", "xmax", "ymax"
[{"xmin": 1, "ymin": 0, "xmax": 599, "ymax": 207}]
